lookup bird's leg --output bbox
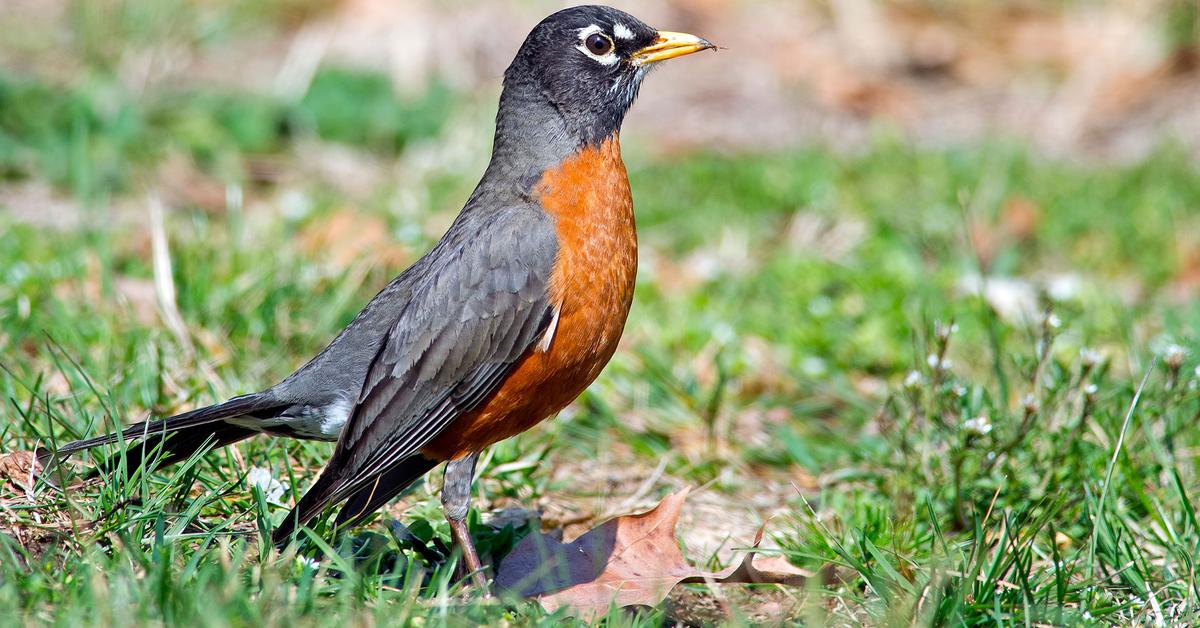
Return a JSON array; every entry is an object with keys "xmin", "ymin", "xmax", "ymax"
[{"xmin": 441, "ymin": 452, "xmax": 488, "ymax": 591}]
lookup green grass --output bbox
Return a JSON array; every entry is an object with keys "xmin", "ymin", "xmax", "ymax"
[
  {"xmin": 0, "ymin": 68, "xmax": 451, "ymax": 204},
  {"xmin": 5, "ymin": 21, "xmax": 1200, "ymax": 627}
]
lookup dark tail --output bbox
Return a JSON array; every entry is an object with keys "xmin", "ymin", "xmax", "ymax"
[
  {"xmin": 49, "ymin": 393, "xmax": 280, "ymax": 477},
  {"xmin": 272, "ymin": 454, "xmax": 438, "ymax": 548}
]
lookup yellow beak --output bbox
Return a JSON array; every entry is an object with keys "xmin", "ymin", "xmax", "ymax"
[{"xmin": 631, "ymin": 31, "xmax": 716, "ymax": 66}]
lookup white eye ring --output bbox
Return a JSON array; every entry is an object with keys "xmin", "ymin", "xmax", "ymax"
[{"xmin": 576, "ymin": 24, "xmax": 618, "ymax": 65}]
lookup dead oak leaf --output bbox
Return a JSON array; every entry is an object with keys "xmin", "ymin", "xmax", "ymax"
[
  {"xmin": 688, "ymin": 523, "xmax": 812, "ymax": 587},
  {"xmin": 496, "ymin": 490, "xmax": 696, "ymax": 615},
  {"xmin": 495, "ymin": 489, "xmax": 815, "ymax": 618}
]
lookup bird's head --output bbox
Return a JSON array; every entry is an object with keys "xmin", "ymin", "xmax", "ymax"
[{"xmin": 502, "ymin": 5, "xmax": 715, "ymax": 146}]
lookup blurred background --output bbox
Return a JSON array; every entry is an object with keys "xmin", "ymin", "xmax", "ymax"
[
  {"xmin": 3, "ymin": 1, "xmax": 1200, "ymax": 622},
  {"xmin": 4, "ymin": 0, "xmax": 1200, "ymax": 208}
]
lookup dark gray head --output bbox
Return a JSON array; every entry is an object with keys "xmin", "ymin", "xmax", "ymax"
[{"xmin": 500, "ymin": 5, "xmax": 714, "ymax": 147}]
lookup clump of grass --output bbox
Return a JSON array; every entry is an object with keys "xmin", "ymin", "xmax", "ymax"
[{"xmin": 771, "ymin": 304, "xmax": 1200, "ymax": 624}]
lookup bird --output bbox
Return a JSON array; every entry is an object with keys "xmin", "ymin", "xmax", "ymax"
[{"xmin": 52, "ymin": 5, "xmax": 714, "ymax": 586}]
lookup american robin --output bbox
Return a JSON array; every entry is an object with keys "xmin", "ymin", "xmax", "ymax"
[{"xmin": 53, "ymin": 5, "xmax": 713, "ymax": 585}]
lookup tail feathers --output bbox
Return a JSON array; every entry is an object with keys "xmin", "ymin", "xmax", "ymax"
[
  {"xmin": 50, "ymin": 393, "xmax": 280, "ymax": 475},
  {"xmin": 272, "ymin": 455, "xmax": 438, "ymax": 548},
  {"xmin": 97, "ymin": 422, "xmax": 260, "ymax": 477}
]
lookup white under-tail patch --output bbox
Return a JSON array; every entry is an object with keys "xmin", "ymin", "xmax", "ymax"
[
  {"xmin": 228, "ymin": 396, "xmax": 352, "ymax": 441},
  {"xmin": 537, "ymin": 306, "xmax": 561, "ymax": 352},
  {"xmin": 318, "ymin": 396, "xmax": 353, "ymax": 437}
]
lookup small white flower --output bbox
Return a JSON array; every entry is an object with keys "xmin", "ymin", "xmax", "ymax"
[
  {"xmin": 712, "ymin": 322, "xmax": 736, "ymax": 345},
  {"xmin": 247, "ymin": 467, "xmax": 287, "ymax": 504},
  {"xmin": 800, "ymin": 356, "xmax": 827, "ymax": 377},
  {"xmin": 1164, "ymin": 343, "xmax": 1188, "ymax": 367},
  {"xmin": 1194, "ymin": 365, "xmax": 1200, "ymax": 379},
  {"xmin": 1084, "ymin": 383, "xmax": 1098, "ymax": 395},
  {"xmin": 963, "ymin": 416, "xmax": 993, "ymax": 436},
  {"xmin": 957, "ymin": 275, "xmax": 1037, "ymax": 323},
  {"xmin": 296, "ymin": 556, "xmax": 320, "ymax": 571},
  {"xmin": 1021, "ymin": 393, "xmax": 1039, "ymax": 412},
  {"xmin": 904, "ymin": 370, "xmax": 924, "ymax": 388},
  {"xmin": 1046, "ymin": 274, "xmax": 1082, "ymax": 301},
  {"xmin": 1046, "ymin": 313, "xmax": 1062, "ymax": 330},
  {"xmin": 926, "ymin": 354, "xmax": 952, "ymax": 371},
  {"xmin": 954, "ymin": 385, "xmax": 967, "ymax": 397},
  {"xmin": 278, "ymin": 188, "xmax": 313, "ymax": 220},
  {"xmin": 808, "ymin": 296, "xmax": 833, "ymax": 317},
  {"xmin": 1080, "ymin": 347, "xmax": 1102, "ymax": 367}
]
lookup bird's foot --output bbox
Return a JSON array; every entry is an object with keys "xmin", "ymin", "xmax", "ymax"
[{"xmin": 448, "ymin": 516, "xmax": 490, "ymax": 595}]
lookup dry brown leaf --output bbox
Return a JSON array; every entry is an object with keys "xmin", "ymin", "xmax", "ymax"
[
  {"xmin": 687, "ymin": 524, "xmax": 811, "ymax": 587},
  {"xmin": 0, "ymin": 180, "xmax": 84, "ymax": 230},
  {"xmin": 113, "ymin": 276, "xmax": 160, "ymax": 325},
  {"xmin": 158, "ymin": 152, "xmax": 228, "ymax": 214},
  {"xmin": 968, "ymin": 196, "xmax": 1041, "ymax": 271},
  {"xmin": 496, "ymin": 490, "xmax": 697, "ymax": 615},
  {"xmin": 297, "ymin": 209, "xmax": 410, "ymax": 270},
  {"xmin": 495, "ymin": 489, "xmax": 814, "ymax": 618},
  {"xmin": 0, "ymin": 450, "xmax": 43, "ymax": 497}
]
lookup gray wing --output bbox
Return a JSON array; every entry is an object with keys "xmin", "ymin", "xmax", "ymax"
[{"xmin": 274, "ymin": 205, "xmax": 558, "ymax": 539}]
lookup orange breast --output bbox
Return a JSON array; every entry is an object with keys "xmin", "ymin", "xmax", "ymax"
[{"xmin": 421, "ymin": 135, "xmax": 637, "ymax": 461}]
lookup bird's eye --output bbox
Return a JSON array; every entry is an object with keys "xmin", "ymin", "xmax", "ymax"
[{"xmin": 585, "ymin": 32, "xmax": 613, "ymax": 56}]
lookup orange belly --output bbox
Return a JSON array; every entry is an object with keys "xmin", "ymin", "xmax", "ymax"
[{"xmin": 421, "ymin": 135, "xmax": 637, "ymax": 461}]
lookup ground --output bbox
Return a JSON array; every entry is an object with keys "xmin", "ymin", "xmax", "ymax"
[{"xmin": 3, "ymin": 1, "xmax": 1200, "ymax": 626}]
